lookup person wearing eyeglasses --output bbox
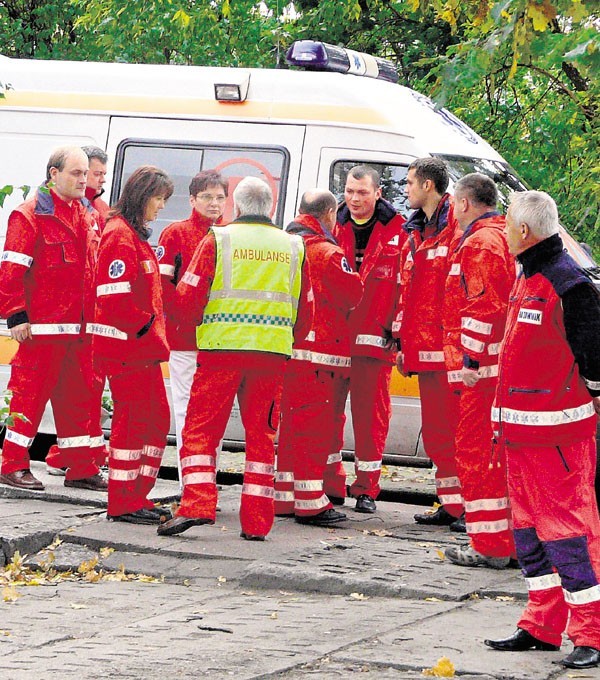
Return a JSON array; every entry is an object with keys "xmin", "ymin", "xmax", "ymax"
[{"xmin": 157, "ymin": 171, "xmax": 228, "ymax": 483}]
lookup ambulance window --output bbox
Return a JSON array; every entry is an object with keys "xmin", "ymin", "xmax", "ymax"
[
  {"xmin": 113, "ymin": 140, "xmax": 289, "ymax": 244},
  {"xmin": 330, "ymin": 161, "xmax": 410, "ymax": 217}
]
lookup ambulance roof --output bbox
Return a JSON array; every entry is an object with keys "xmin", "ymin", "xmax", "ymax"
[{"xmin": 0, "ymin": 56, "xmax": 502, "ymax": 161}]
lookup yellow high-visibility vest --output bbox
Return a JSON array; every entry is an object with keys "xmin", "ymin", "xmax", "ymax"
[{"xmin": 197, "ymin": 222, "xmax": 304, "ymax": 355}]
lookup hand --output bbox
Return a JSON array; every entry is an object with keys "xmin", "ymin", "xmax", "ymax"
[
  {"xmin": 396, "ymin": 352, "xmax": 411, "ymax": 377},
  {"xmin": 10, "ymin": 322, "xmax": 32, "ymax": 343},
  {"xmin": 461, "ymin": 366, "xmax": 480, "ymax": 387},
  {"xmin": 594, "ymin": 396, "xmax": 600, "ymax": 417}
]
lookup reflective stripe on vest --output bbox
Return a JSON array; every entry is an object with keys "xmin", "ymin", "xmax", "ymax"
[
  {"xmin": 1, "ymin": 250, "xmax": 33, "ymax": 267},
  {"xmin": 87, "ymin": 323, "xmax": 128, "ymax": 340},
  {"xmin": 356, "ymin": 334, "xmax": 387, "ymax": 348},
  {"xmin": 197, "ymin": 224, "xmax": 303, "ymax": 355},
  {"xmin": 30, "ymin": 323, "xmax": 81, "ymax": 335}
]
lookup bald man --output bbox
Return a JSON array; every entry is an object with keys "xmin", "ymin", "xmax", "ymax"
[{"xmin": 275, "ymin": 189, "xmax": 363, "ymax": 527}]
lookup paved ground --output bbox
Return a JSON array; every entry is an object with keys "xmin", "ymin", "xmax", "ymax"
[{"xmin": 0, "ymin": 461, "xmax": 596, "ymax": 680}]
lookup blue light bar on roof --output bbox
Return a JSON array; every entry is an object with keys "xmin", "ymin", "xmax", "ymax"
[{"xmin": 285, "ymin": 40, "xmax": 398, "ymax": 84}]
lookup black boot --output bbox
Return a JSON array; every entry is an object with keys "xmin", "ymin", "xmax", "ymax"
[
  {"xmin": 560, "ymin": 646, "xmax": 600, "ymax": 668},
  {"xmin": 484, "ymin": 628, "xmax": 560, "ymax": 652}
]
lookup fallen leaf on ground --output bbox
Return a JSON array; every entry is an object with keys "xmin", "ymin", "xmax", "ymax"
[
  {"xmin": 495, "ymin": 595, "xmax": 515, "ymax": 601},
  {"xmin": 270, "ymin": 612, "xmax": 278, "ymax": 619},
  {"xmin": 436, "ymin": 549, "xmax": 445, "ymax": 561},
  {"xmin": 69, "ymin": 602, "xmax": 87, "ymax": 610},
  {"xmin": 422, "ymin": 656, "xmax": 455, "ymax": 677},
  {"xmin": 217, "ymin": 576, "xmax": 227, "ymax": 583},
  {"xmin": 99, "ymin": 547, "xmax": 114, "ymax": 558},
  {"xmin": 349, "ymin": 592, "xmax": 369, "ymax": 600},
  {"xmin": 2, "ymin": 586, "xmax": 21, "ymax": 602}
]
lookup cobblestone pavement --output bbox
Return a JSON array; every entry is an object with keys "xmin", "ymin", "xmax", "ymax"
[{"xmin": 0, "ymin": 462, "xmax": 596, "ymax": 680}]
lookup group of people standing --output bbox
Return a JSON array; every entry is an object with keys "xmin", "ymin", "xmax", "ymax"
[{"xmin": 0, "ymin": 145, "xmax": 599, "ymax": 669}]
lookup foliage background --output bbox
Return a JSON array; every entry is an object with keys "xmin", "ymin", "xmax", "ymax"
[{"xmin": 0, "ymin": 0, "xmax": 598, "ymax": 254}]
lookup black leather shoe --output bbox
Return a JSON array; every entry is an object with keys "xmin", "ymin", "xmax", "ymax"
[
  {"xmin": 295, "ymin": 509, "xmax": 347, "ymax": 526},
  {"xmin": 414, "ymin": 505, "xmax": 455, "ymax": 526},
  {"xmin": 107, "ymin": 508, "xmax": 162, "ymax": 525},
  {"xmin": 327, "ymin": 495, "xmax": 345, "ymax": 506},
  {"xmin": 148, "ymin": 505, "xmax": 173, "ymax": 522},
  {"xmin": 449, "ymin": 513, "xmax": 466, "ymax": 533},
  {"xmin": 240, "ymin": 532, "xmax": 265, "ymax": 541},
  {"xmin": 484, "ymin": 628, "xmax": 560, "ymax": 652},
  {"xmin": 560, "ymin": 646, "xmax": 600, "ymax": 668},
  {"xmin": 157, "ymin": 515, "xmax": 214, "ymax": 536},
  {"xmin": 355, "ymin": 494, "xmax": 376, "ymax": 514},
  {"xmin": 64, "ymin": 474, "xmax": 108, "ymax": 492}
]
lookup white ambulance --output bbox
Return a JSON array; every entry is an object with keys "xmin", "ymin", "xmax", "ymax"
[{"xmin": 0, "ymin": 40, "xmax": 597, "ymax": 463}]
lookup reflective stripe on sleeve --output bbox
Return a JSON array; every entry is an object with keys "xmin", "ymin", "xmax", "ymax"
[
  {"xmin": 87, "ymin": 323, "xmax": 128, "ymax": 341},
  {"xmin": 245, "ymin": 461, "xmax": 275, "ymax": 475},
  {"xmin": 181, "ymin": 455, "xmax": 215, "ymax": 468},
  {"xmin": 97, "ymin": 282, "xmax": 132, "ymax": 296},
  {"xmin": 461, "ymin": 317, "xmax": 493, "ymax": 336},
  {"xmin": 584, "ymin": 377, "xmax": 600, "ymax": 390},
  {"xmin": 526, "ymin": 573, "xmax": 561, "ymax": 591},
  {"xmin": 182, "ymin": 472, "xmax": 217, "ymax": 485},
  {"xmin": 492, "ymin": 401, "xmax": 595, "ymax": 426},
  {"xmin": 31, "ymin": 324, "xmax": 81, "ymax": 335},
  {"xmin": 242, "ymin": 483, "xmax": 274, "ymax": 499},
  {"xmin": 5, "ymin": 429, "xmax": 34, "ymax": 449},
  {"xmin": 461, "ymin": 333, "xmax": 486, "ymax": 354},
  {"xmin": 159, "ymin": 264, "xmax": 176, "ymax": 276},
  {"xmin": 327, "ymin": 452, "xmax": 342, "ymax": 464},
  {"xmin": 1, "ymin": 251, "xmax": 33, "ymax": 267},
  {"xmin": 563, "ymin": 585, "xmax": 600, "ymax": 605},
  {"xmin": 181, "ymin": 271, "xmax": 200, "ymax": 287},
  {"xmin": 356, "ymin": 334, "xmax": 387, "ymax": 348}
]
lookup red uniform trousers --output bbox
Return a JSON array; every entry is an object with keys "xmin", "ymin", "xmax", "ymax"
[
  {"xmin": 177, "ymin": 352, "xmax": 285, "ymax": 537},
  {"xmin": 322, "ymin": 375, "xmax": 350, "ymax": 499},
  {"xmin": 454, "ymin": 382, "xmax": 515, "ymax": 558},
  {"xmin": 275, "ymin": 361, "xmax": 344, "ymax": 517},
  {"xmin": 325, "ymin": 357, "xmax": 391, "ymax": 499},
  {"xmin": 508, "ymin": 437, "xmax": 600, "ymax": 649},
  {"xmin": 2, "ymin": 338, "xmax": 101, "ymax": 481},
  {"xmin": 46, "ymin": 368, "xmax": 107, "ymax": 470},
  {"xmin": 106, "ymin": 363, "xmax": 169, "ymax": 516},
  {"xmin": 418, "ymin": 371, "xmax": 462, "ymax": 518}
]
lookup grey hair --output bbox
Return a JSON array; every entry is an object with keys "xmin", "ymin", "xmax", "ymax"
[
  {"xmin": 82, "ymin": 145, "xmax": 108, "ymax": 165},
  {"xmin": 233, "ymin": 177, "xmax": 273, "ymax": 217},
  {"xmin": 509, "ymin": 190, "xmax": 559, "ymax": 239}
]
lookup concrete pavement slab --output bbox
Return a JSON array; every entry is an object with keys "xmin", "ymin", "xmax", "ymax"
[{"xmin": 332, "ymin": 597, "xmax": 596, "ymax": 680}]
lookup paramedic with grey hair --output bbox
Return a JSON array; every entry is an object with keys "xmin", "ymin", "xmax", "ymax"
[
  {"xmin": 485, "ymin": 190, "xmax": 600, "ymax": 670},
  {"xmin": 158, "ymin": 176, "xmax": 313, "ymax": 540}
]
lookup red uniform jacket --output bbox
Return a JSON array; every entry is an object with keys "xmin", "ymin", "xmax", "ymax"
[
  {"xmin": 157, "ymin": 211, "xmax": 217, "ymax": 350},
  {"xmin": 286, "ymin": 214, "xmax": 363, "ymax": 375},
  {"xmin": 92, "ymin": 215, "xmax": 168, "ymax": 370},
  {"xmin": 85, "ymin": 186, "xmax": 110, "ymax": 233},
  {"xmin": 175, "ymin": 219, "xmax": 313, "ymax": 354},
  {"xmin": 0, "ymin": 187, "xmax": 98, "ymax": 338},
  {"xmin": 334, "ymin": 198, "xmax": 406, "ymax": 362},
  {"xmin": 395, "ymin": 194, "xmax": 458, "ymax": 372},
  {"xmin": 443, "ymin": 213, "xmax": 515, "ymax": 383},
  {"xmin": 493, "ymin": 238, "xmax": 596, "ymax": 446}
]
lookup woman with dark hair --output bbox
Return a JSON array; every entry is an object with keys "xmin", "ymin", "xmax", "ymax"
[{"xmin": 91, "ymin": 165, "xmax": 174, "ymax": 524}]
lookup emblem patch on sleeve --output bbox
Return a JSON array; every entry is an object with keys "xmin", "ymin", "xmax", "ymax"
[
  {"xmin": 341, "ymin": 257, "xmax": 352, "ymax": 273},
  {"xmin": 155, "ymin": 245, "xmax": 165, "ymax": 260},
  {"xmin": 108, "ymin": 259, "xmax": 126, "ymax": 279}
]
